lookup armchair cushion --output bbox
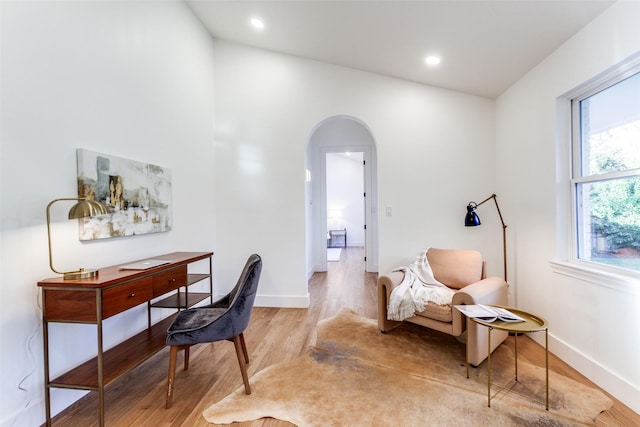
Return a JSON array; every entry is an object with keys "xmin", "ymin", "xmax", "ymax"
[
  {"xmin": 427, "ymin": 248, "xmax": 483, "ymax": 289},
  {"xmin": 415, "ymin": 302, "xmax": 452, "ymax": 323}
]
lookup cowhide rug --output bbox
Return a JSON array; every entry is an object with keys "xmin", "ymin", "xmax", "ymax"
[{"xmin": 203, "ymin": 309, "xmax": 612, "ymax": 426}]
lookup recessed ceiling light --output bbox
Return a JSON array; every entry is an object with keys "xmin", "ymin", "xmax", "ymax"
[
  {"xmin": 250, "ymin": 17, "xmax": 265, "ymax": 30},
  {"xmin": 425, "ymin": 56, "xmax": 441, "ymax": 65}
]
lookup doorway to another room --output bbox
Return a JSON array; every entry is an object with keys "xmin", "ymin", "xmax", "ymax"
[
  {"xmin": 305, "ymin": 115, "xmax": 378, "ymax": 276},
  {"xmin": 326, "ymin": 152, "xmax": 364, "ymax": 264}
]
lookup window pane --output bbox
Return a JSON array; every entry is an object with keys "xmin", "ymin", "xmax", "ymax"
[
  {"xmin": 576, "ymin": 177, "xmax": 640, "ymax": 271},
  {"xmin": 580, "ymin": 71, "xmax": 640, "ymax": 176}
]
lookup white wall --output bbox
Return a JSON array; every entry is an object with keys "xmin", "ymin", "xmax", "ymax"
[
  {"xmin": 213, "ymin": 39, "xmax": 498, "ymax": 304},
  {"xmin": 496, "ymin": 1, "xmax": 640, "ymax": 413},
  {"xmin": 0, "ymin": 1, "xmax": 216, "ymax": 424},
  {"xmin": 326, "ymin": 152, "xmax": 365, "ymax": 246}
]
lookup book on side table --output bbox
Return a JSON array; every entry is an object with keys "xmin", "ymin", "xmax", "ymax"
[{"xmin": 454, "ymin": 304, "xmax": 525, "ymax": 323}]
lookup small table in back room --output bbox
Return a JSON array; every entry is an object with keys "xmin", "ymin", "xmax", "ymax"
[
  {"xmin": 464, "ymin": 305, "xmax": 549, "ymax": 410},
  {"xmin": 327, "ymin": 228, "xmax": 347, "ymax": 248}
]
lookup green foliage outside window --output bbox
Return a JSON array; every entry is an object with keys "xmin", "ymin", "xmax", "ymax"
[
  {"xmin": 591, "ymin": 190, "xmax": 640, "ymax": 251},
  {"xmin": 588, "ymin": 123, "xmax": 640, "ymax": 256}
]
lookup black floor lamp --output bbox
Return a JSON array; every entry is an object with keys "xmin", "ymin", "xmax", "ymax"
[{"xmin": 464, "ymin": 193, "xmax": 508, "ymax": 283}]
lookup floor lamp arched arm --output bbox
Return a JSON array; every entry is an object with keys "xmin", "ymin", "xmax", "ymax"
[{"xmin": 473, "ymin": 194, "xmax": 508, "ymax": 283}]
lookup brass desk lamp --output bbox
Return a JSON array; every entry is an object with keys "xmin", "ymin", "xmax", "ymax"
[{"xmin": 46, "ymin": 198, "xmax": 108, "ymax": 279}]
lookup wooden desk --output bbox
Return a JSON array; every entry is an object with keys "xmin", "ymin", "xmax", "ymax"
[{"xmin": 38, "ymin": 251, "xmax": 213, "ymax": 426}]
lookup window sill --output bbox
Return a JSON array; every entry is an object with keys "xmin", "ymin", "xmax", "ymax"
[{"xmin": 549, "ymin": 260, "xmax": 639, "ymax": 294}]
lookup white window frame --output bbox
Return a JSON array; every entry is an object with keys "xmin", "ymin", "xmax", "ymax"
[{"xmin": 551, "ymin": 54, "xmax": 640, "ymax": 290}]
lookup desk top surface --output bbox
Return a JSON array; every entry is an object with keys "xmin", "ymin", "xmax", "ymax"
[{"xmin": 38, "ymin": 251, "xmax": 213, "ymax": 288}]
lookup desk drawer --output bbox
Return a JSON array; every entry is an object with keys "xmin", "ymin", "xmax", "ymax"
[
  {"xmin": 103, "ymin": 277, "xmax": 153, "ymax": 319},
  {"xmin": 43, "ymin": 289, "xmax": 97, "ymax": 322},
  {"xmin": 153, "ymin": 266, "xmax": 187, "ymax": 297}
]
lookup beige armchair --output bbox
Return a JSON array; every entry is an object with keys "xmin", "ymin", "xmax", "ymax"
[{"xmin": 378, "ymin": 248, "xmax": 508, "ymax": 366}]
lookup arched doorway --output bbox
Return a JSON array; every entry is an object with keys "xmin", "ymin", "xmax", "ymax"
[{"xmin": 305, "ymin": 116, "xmax": 378, "ymax": 275}]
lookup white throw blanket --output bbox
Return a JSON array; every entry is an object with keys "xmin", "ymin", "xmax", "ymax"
[{"xmin": 387, "ymin": 249, "xmax": 455, "ymax": 321}]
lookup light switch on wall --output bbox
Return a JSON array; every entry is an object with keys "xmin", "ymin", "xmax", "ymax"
[{"xmin": 385, "ymin": 206, "xmax": 392, "ymax": 216}]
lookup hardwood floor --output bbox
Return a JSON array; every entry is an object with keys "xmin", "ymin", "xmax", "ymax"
[{"xmin": 50, "ymin": 247, "xmax": 638, "ymax": 426}]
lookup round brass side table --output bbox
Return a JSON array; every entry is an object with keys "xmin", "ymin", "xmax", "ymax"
[{"xmin": 467, "ymin": 306, "xmax": 549, "ymax": 410}]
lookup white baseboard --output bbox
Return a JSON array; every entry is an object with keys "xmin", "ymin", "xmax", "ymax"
[
  {"xmin": 209, "ymin": 293, "xmax": 310, "ymax": 309},
  {"xmin": 532, "ymin": 331, "xmax": 640, "ymax": 414},
  {"xmin": 254, "ymin": 293, "xmax": 310, "ymax": 308}
]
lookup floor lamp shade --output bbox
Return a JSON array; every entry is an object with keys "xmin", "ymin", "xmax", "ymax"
[
  {"xmin": 46, "ymin": 198, "xmax": 109, "ymax": 279},
  {"xmin": 465, "ymin": 203, "xmax": 482, "ymax": 226}
]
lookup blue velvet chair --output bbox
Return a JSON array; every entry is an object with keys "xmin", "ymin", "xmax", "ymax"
[{"xmin": 165, "ymin": 254, "xmax": 262, "ymax": 408}]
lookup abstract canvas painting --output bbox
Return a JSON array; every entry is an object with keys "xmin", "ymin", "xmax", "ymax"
[{"xmin": 76, "ymin": 149, "xmax": 172, "ymax": 240}]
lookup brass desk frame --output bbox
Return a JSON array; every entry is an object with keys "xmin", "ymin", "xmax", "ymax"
[
  {"xmin": 465, "ymin": 306, "xmax": 549, "ymax": 410},
  {"xmin": 38, "ymin": 252, "xmax": 213, "ymax": 426}
]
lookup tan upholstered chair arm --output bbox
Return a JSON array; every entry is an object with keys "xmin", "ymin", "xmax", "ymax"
[
  {"xmin": 451, "ymin": 276, "xmax": 507, "ymax": 334},
  {"xmin": 452, "ymin": 276, "xmax": 507, "ymax": 306},
  {"xmin": 452, "ymin": 276, "xmax": 508, "ymax": 366},
  {"xmin": 451, "ymin": 276, "xmax": 508, "ymax": 330},
  {"xmin": 377, "ymin": 271, "xmax": 405, "ymax": 332}
]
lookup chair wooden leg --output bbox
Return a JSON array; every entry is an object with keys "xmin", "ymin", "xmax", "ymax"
[
  {"xmin": 166, "ymin": 345, "xmax": 192, "ymax": 409},
  {"xmin": 232, "ymin": 335, "xmax": 251, "ymax": 395},
  {"xmin": 239, "ymin": 332, "xmax": 249, "ymax": 364},
  {"xmin": 184, "ymin": 346, "xmax": 190, "ymax": 371},
  {"xmin": 166, "ymin": 345, "xmax": 178, "ymax": 409}
]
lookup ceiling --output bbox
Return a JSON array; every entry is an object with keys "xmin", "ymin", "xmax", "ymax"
[{"xmin": 186, "ymin": 0, "xmax": 614, "ymax": 99}]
